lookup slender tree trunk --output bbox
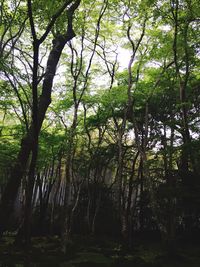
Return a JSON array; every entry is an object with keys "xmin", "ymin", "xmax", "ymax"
[
  {"xmin": 50, "ymin": 158, "xmax": 62, "ymax": 234},
  {"xmin": 122, "ymin": 151, "xmax": 139, "ymax": 246},
  {"xmin": 139, "ymin": 157, "xmax": 145, "ymax": 232}
]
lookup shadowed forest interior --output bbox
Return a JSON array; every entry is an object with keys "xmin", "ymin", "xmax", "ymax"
[{"xmin": 0, "ymin": 0, "xmax": 200, "ymax": 266}]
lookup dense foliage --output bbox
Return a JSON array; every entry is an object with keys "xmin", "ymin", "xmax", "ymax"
[{"xmin": 0, "ymin": 0, "xmax": 200, "ymax": 252}]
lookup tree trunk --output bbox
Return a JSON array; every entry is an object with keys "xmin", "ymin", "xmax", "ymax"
[{"xmin": 0, "ymin": 28, "xmax": 77, "ymax": 237}]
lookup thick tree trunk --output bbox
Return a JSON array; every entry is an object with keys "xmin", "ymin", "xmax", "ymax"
[
  {"xmin": 0, "ymin": 134, "xmax": 32, "ymax": 237},
  {"xmin": 0, "ymin": 28, "xmax": 76, "ymax": 237}
]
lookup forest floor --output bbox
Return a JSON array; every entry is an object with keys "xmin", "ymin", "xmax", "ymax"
[{"xmin": 0, "ymin": 234, "xmax": 200, "ymax": 267}]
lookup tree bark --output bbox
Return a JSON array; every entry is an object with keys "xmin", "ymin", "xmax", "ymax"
[{"xmin": 0, "ymin": 0, "xmax": 80, "ymax": 237}]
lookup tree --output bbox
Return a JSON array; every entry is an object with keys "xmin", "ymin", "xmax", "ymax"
[
  {"xmin": 0, "ymin": 0, "xmax": 200, "ymax": 251},
  {"xmin": 0, "ymin": 0, "xmax": 81, "ymax": 245}
]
